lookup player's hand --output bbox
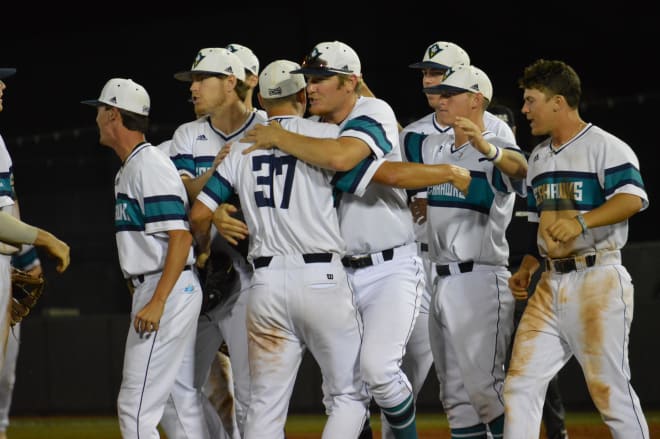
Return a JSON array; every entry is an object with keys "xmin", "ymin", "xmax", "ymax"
[
  {"xmin": 213, "ymin": 142, "xmax": 232, "ymax": 168},
  {"xmin": 508, "ymin": 268, "xmax": 531, "ymax": 300},
  {"xmin": 38, "ymin": 231, "xmax": 70, "ymax": 273},
  {"xmin": 409, "ymin": 197, "xmax": 428, "ymax": 224},
  {"xmin": 240, "ymin": 121, "xmax": 284, "ymax": 154},
  {"xmin": 213, "ymin": 203, "xmax": 249, "ymax": 245},
  {"xmin": 134, "ymin": 299, "xmax": 165, "ymax": 334},
  {"xmin": 454, "ymin": 117, "xmax": 485, "ymax": 150},
  {"xmin": 545, "ymin": 217, "xmax": 582, "ymax": 245},
  {"xmin": 450, "ymin": 165, "xmax": 471, "ymax": 196}
]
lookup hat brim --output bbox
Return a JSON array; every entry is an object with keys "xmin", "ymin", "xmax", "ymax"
[
  {"xmin": 80, "ymin": 99, "xmax": 103, "ymax": 107},
  {"xmin": 174, "ymin": 70, "xmax": 231, "ymax": 82},
  {"xmin": 290, "ymin": 67, "xmax": 358, "ymax": 77},
  {"xmin": 0, "ymin": 68, "xmax": 17, "ymax": 79},
  {"xmin": 409, "ymin": 61, "xmax": 451, "ymax": 70},
  {"xmin": 422, "ymin": 84, "xmax": 468, "ymax": 95}
]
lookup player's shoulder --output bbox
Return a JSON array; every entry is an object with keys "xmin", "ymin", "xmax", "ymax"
[
  {"xmin": 401, "ymin": 112, "xmax": 435, "ymax": 135},
  {"xmin": 280, "ymin": 115, "xmax": 340, "ymax": 138},
  {"xmin": 353, "ymin": 95, "xmax": 396, "ymax": 119}
]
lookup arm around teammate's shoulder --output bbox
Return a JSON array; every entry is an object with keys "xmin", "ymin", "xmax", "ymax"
[
  {"xmin": 241, "ymin": 121, "xmax": 371, "ymax": 171},
  {"xmin": 373, "ymin": 161, "xmax": 471, "ymax": 195}
]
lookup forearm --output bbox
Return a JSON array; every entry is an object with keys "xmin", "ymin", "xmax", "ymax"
[
  {"xmin": 190, "ymin": 201, "xmax": 214, "ymax": 254},
  {"xmin": 519, "ymin": 253, "xmax": 541, "ymax": 275},
  {"xmin": 0, "ymin": 211, "xmax": 38, "ymax": 245},
  {"xmin": 582, "ymin": 193, "xmax": 643, "ymax": 229},
  {"xmin": 495, "ymin": 149, "xmax": 528, "ymax": 179},
  {"xmin": 276, "ymin": 131, "xmax": 368, "ymax": 171},
  {"xmin": 374, "ymin": 161, "xmax": 454, "ymax": 189},
  {"xmin": 183, "ymin": 171, "xmax": 214, "ymax": 201}
]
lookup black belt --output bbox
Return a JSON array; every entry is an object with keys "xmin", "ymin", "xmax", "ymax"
[
  {"xmin": 342, "ymin": 248, "xmax": 394, "ymax": 269},
  {"xmin": 436, "ymin": 261, "xmax": 474, "ymax": 277},
  {"xmin": 253, "ymin": 253, "xmax": 333, "ymax": 269},
  {"xmin": 134, "ymin": 265, "xmax": 192, "ymax": 284},
  {"xmin": 420, "ymin": 243, "xmax": 429, "ymax": 252},
  {"xmin": 546, "ymin": 254, "xmax": 596, "ymax": 274}
]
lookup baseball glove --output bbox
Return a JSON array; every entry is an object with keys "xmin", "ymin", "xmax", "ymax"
[
  {"xmin": 10, "ymin": 267, "xmax": 45, "ymax": 326},
  {"xmin": 199, "ymin": 251, "xmax": 238, "ymax": 315}
]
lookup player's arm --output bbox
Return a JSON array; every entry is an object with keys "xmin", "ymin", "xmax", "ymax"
[
  {"xmin": 0, "ymin": 212, "xmax": 70, "ymax": 272},
  {"xmin": 134, "ymin": 228, "xmax": 192, "ymax": 333},
  {"xmin": 240, "ymin": 121, "xmax": 371, "ymax": 171},
  {"xmin": 189, "ymin": 200, "xmax": 215, "ymax": 260},
  {"xmin": 212, "ymin": 203, "xmax": 249, "ymax": 246},
  {"xmin": 454, "ymin": 116, "xmax": 527, "ymax": 179},
  {"xmin": 372, "ymin": 161, "xmax": 471, "ymax": 195},
  {"xmin": 181, "ymin": 145, "xmax": 232, "ymax": 200},
  {"xmin": 547, "ymin": 193, "xmax": 643, "ymax": 244}
]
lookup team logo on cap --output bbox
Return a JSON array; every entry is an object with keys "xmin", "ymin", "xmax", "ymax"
[
  {"xmin": 470, "ymin": 83, "xmax": 480, "ymax": 92},
  {"xmin": 268, "ymin": 87, "xmax": 282, "ymax": 96},
  {"xmin": 227, "ymin": 44, "xmax": 238, "ymax": 53},
  {"xmin": 192, "ymin": 52, "xmax": 206, "ymax": 69},
  {"xmin": 428, "ymin": 43, "xmax": 443, "ymax": 60},
  {"xmin": 109, "ymin": 96, "xmax": 118, "ymax": 104},
  {"xmin": 445, "ymin": 66, "xmax": 457, "ymax": 78}
]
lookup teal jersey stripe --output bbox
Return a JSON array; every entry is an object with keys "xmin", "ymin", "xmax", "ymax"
[
  {"xmin": 332, "ymin": 157, "xmax": 372, "ymax": 194},
  {"xmin": 402, "ymin": 132, "xmax": 427, "ymax": 163},
  {"xmin": 11, "ymin": 246, "xmax": 39, "ymax": 270},
  {"xmin": 0, "ymin": 171, "xmax": 15, "ymax": 199},
  {"xmin": 171, "ymin": 153, "xmax": 195, "ymax": 176},
  {"xmin": 202, "ymin": 172, "xmax": 234, "ymax": 205},
  {"xmin": 144, "ymin": 195, "xmax": 187, "ymax": 223},
  {"xmin": 531, "ymin": 171, "xmax": 605, "ymax": 211},
  {"xmin": 115, "ymin": 193, "xmax": 144, "ymax": 231},
  {"xmin": 342, "ymin": 115, "xmax": 393, "ymax": 155},
  {"xmin": 428, "ymin": 171, "xmax": 493, "ymax": 214},
  {"xmin": 604, "ymin": 163, "xmax": 645, "ymax": 196},
  {"xmin": 194, "ymin": 155, "xmax": 215, "ymax": 177}
]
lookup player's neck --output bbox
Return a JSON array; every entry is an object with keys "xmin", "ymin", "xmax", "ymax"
[
  {"xmin": 551, "ymin": 118, "xmax": 587, "ymax": 148},
  {"xmin": 209, "ymin": 101, "xmax": 251, "ymax": 134}
]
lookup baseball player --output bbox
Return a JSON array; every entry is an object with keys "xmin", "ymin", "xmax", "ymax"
[
  {"xmin": 226, "ymin": 43, "xmax": 263, "ymax": 115},
  {"xmin": 190, "ymin": 59, "xmax": 371, "ymax": 439},
  {"xmin": 0, "ymin": 68, "xmax": 70, "ymax": 376},
  {"xmin": 405, "ymin": 65, "xmax": 527, "ymax": 439},
  {"xmin": 241, "ymin": 40, "xmax": 427, "ymax": 439},
  {"xmin": 372, "ymin": 40, "xmax": 518, "ymax": 439},
  {"xmin": 504, "ymin": 59, "xmax": 650, "ymax": 439},
  {"xmin": 165, "ymin": 47, "xmax": 267, "ymax": 437},
  {"xmin": 82, "ymin": 77, "xmax": 208, "ymax": 439}
]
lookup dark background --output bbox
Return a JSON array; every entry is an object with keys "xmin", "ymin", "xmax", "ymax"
[{"xmin": 2, "ymin": 7, "xmax": 658, "ymax": 314}]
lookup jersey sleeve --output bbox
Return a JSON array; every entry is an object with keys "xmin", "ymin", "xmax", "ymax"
[
  {"xmin": 170, "ymin": 124, "xmax": 196, "ymax": 178},
  {"xmin": 0, "ymin": 135, "xmax": 16, "ymax": 209},
  {"xmin": 331, "ymin": 155, "xmax": 383, "ymax": 197},
  {"xmin": 600, "ymin": 138, "xmax": 648, "ymax": 211},
  {"xmin": 140, "ymin": 154, "xmax": 190, "ymax": 234},
  {"xmin": 197, "ymin": 153, "xmax": 236, "ymax": 212}
]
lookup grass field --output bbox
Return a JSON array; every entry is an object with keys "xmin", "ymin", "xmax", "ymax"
[{"xmin": 4, "ymin": 411, "xmax": 659, "ymax": 438}]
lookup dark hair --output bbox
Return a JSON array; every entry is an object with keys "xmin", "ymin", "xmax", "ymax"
[
  {"xmin": 114, "ymin": 107, "xmax": 149, "ymax": 133},
  {"xmin": 518, "ymin": 59, "xmax": 581, "ymax": 109},
  {"xmin": 489, "ymin": 104, "xmax": 516, "ymax": 130}
]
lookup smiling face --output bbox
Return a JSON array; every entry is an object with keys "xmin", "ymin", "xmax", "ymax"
[{"xmin": 305, "ymin": 74, "xmax": 357, "ymax": 124}]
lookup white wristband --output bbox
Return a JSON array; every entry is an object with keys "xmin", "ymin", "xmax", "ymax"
[
  {"xmin": 485, "ymin": 143, "xmax": 498, "ymax": 159},
  {"xmin": 492, "ymin": 146, "xmax": 503, "ymax": 164}
]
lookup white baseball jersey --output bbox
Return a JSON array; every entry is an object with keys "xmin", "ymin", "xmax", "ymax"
[
  {"xmin": 170, "ymin": 111, "xmax": 267, "ymax": 179},
  {"xmin": 197, "ymin": 116, "xmax": 345, "ymax": 259},
  {"xmin": 333, "ymin": 96, "xmax": 415, "ymax": 255},
  {"xmin": 504, "ymin": 124, "xmax": 650, "ymax": 438},
  {"xmin": 113, "ymin": 142, "xmax": 194, "ymax": 278},
  {"xmin": 406, "ymin": 130, "xmax": 524, "ymax": 265},
  {"xmin": 400, "ymin": 109, "xmax": 516, "ymax": 243},
  {"xmin": 525, "ymin": 123, "xmax": 648, "ymax": 255},
  {"xmin": 197, "ymin": 115, "xmax": 370, "ymax": 438}
]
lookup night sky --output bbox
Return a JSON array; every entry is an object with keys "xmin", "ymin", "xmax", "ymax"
[{"xmin": 2, "ymin": 7, "xmax": 658, "ymax": 312}]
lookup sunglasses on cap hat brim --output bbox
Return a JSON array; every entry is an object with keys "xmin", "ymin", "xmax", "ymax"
[
  {"xmin": 290, "ymin": 54, "xmax": 354, "ymax": 77},
  {"xmin": 423, "ymin": 84, "xmax": 468, "ymax": 98}
]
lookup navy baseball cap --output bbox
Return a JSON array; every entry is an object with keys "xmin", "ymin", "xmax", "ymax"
[
  {"xmin": 0, "ymin": 68, "xmax": 17, "ymax": 79},
  {"xmin": 292, "ymin": 41, "xmax": 361, "ymax": 77}
]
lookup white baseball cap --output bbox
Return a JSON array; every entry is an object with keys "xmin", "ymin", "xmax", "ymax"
[
  {"xmin": 174, "ymin": 47, "xmax": 246, "ymax": 82},
  {"xmin": 292, "ymin": 41, "xmax": 361, "ymax": 77},
  {"xmin": 259, "ymin": 60, "xmax": 306, "ymax": 99},
  {"xmin": 81, "ymin": 78, "xmax": 151, "ymax": 116},
  {"xmin": 409, "ymin": 41, "xmax": 470, "ymax": 70},
  {"xmin": 423, "ymin": 65, "xmax": 492, "ymax": 101},
  {"xmin": 226, "ymin": 43, "xmax": 259, "ymax": 76},
  {"xmin": 0, "ymin": 68, "xmax": 16, "ymax": 79}
]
